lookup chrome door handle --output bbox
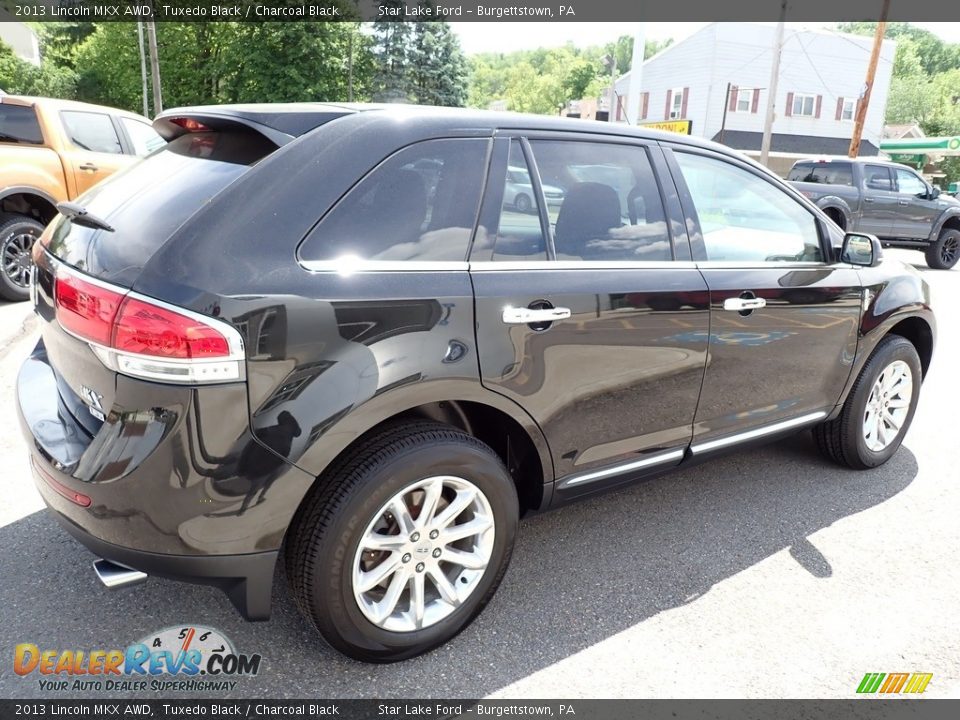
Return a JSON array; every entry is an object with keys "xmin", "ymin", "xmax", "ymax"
[
  {"xmin": 501, "ymin": 306, "xmax": 572, "ymax": 324},
  {"xmin": 899, "ymin": 200, "xmax": 909, "ymax": 205},
  {"xmin": 79, "ymin": 163, "xmax": 99, "ymax": 172},
  {"xmin": 723, "ymin": 297, "xmax": 766, "ymax": 312},
  {"xmin": 864, "ymin": 197, "xmax": 875, "ymax": 203}
]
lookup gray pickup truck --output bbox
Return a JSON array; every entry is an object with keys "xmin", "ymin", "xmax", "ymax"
[{"xmin": 787, "ymin": 157, "xmax": 960, "ymax": 269}]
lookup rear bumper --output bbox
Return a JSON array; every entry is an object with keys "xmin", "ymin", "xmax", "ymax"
[{"xmin": 51, "ymin": 508, "xmax": 277, "ymax": 620}]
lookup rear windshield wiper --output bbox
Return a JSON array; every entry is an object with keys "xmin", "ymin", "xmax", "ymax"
[{"xmin": 57, "ymin": 202, "xmax": 115, "ymax": 233}]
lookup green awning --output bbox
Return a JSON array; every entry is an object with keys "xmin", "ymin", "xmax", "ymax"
[{"xmin": 880, "ymin": 137, "xmax": 960, "ymax": 153}]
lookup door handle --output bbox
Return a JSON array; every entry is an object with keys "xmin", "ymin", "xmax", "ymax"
[
  {"xmin": 723, "ymin": 297, "xmax": 767, "ymax": 312},
  {"xmin": 79, "ymin": 163, "xmax": 99, "ymax": 172},
  {"xmin": 863, "ymin": 197, "xmax": 875, "ymax": 203},
  {"xmin": 899, "ymin": 200, "xmax": 909, "ymax": 205},
  {"xmin": 502, "ymin": 306, "xmax": 571, "ymax": 324}
]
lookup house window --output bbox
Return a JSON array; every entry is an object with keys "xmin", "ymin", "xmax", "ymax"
[
  {"xmin": 841, "ymin": 98, "xmax": 855, "ymax": 121},
  {"xmin": 670, "ymin": 88, "xmax": 684, "ymax": 119},
  {"xmin": 735, "ymin": 91, "xmax": 751, "ymax": 113},
  {"xmin": 791, "ymin": 93, "xmax": 817, "ymax": 117}
]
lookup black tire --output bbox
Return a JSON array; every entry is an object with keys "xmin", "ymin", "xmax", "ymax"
[
  {"xmin": 924, "ymin": 228, "xmax": 960, "ymax": 270},
  {"xmin": 0, "ymin": 214, "xmax": 44, "ymax": 302},
  {"xmin": 285, "ymin": 422, "xmax": 518, "ymax": 662},
  {"xmin": 813, "ymin": 335, "xmax": 922, "ymax": 469},
  {"xmin": 514, "ymin": 193, "xmax": 531, "ymax": 213}
]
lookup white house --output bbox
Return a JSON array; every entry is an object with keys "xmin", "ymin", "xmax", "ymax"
[
  {"xmin": 613, "ymin": 23, "xmax": 896, "ymax": 173},
  {"xmin": 0, "ymin": 22, "xmax": 40, "ymax": 65}
]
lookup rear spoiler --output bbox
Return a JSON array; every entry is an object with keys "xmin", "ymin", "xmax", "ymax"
[{"xmin": 153, "ymin": 111, "xmax": 295, "ymax": 147}]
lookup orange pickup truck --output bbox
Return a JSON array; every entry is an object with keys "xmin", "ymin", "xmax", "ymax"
[{"xmin": 0, "ymin": 95, "xmax": 164, "ymax": 300}]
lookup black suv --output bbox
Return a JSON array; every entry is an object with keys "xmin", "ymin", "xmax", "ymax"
[{"xmin": 17, "ymin": 105, "xmax": 935, "ymax": 662}]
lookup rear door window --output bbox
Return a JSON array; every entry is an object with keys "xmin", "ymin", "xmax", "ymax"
[
  {"xmin": 299, "ymin": 138, "xmax": 489, "ymax": 264},
  {"xmin": 787, "ymin": 162, "xmax": 853, "ymax": 186},
  {"xmin": 864, "ymin": 165, "xmax": 895, "ymax": 191},
  {"xmin": 528, "ymin": 140, "xmax": 672, "ymax": 261},
  {"xmin": 61, "ymin": 111, "xmax": 122, "ymax": 154},
  {"xmin": 0, "ymin": 104, "xmax": 43, "ymax": 144}
]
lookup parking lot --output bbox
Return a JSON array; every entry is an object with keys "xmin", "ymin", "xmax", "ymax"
[{"xmin": 0, "ymin": 249, "xmax": 957, "ymax": 699}]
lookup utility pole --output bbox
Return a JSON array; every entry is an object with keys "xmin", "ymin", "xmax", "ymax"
[
  {"xmin": 347, "ymin": 29, "xmax": 354, "ymax": 103},
  {"xmin": 849, "ymin": 0, "xmax": 890, "ymax": 158},
  {"xmin": 136, "ymin": 21, "xmax": 149, "ymax": 117},
  {"xmin": 146, "ymin": 10, "xmax": 163, "ymax": 115},
  {"xmin": 760, "ymin": 2, "xmax": 787, "ymax": 167},
  {"xmin": 719, "ymin": 82, "xmax": 731, "ymax": 144},
  {"xmin": 607, "ymin": 54, "xmax": 618, "ymax": 122},
  {"xmin": 625, "ymin": 24, "xmax": 646, "ymax": 125}
]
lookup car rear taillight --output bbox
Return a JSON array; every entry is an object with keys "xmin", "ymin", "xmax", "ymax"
[
  {"xmin": 169, "ymin": 117, "xmax": 211, "ymax": 132},
  {"xmin": 53, "ymin": 267, "xmax": 243, "ymax": 384}
]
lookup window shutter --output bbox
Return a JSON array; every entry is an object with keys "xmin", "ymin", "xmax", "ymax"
[
  {"xmin": 728, "ymin": 86, "xmax": 739, "ymax": 112},
  {"xmin": 836, "ymin": 97, "xmax": 844, "ymax": 120},
  {"xmin": 681, "ymin": 88, "xmax": 689, "ymax": 119},
  {"xmin": 641, "ymin": 92, "xmax": 649, "ymax": 120},
  {"xmin": 664, "ymin": 90, "xmax": 672, "ymax": 120},
  {"xmin": 815, "ymin": 95, "xmax": 823, "ymax": 119},
  {"xmin": 751, "ymin": 88, "xmax": 760, "ymax": 113},
  {"xmin": 785, "ymin": 92, "xmax": 794, "ymax": 117}
]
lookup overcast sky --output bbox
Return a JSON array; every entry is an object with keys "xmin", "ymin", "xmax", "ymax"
[{"xmin": 451, "ymin": 22, "xmax": 960, "ymax": 56}]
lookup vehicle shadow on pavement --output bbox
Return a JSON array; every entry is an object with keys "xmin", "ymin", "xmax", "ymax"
[{"xmin": 0, "ymin": 432, "xmax": 917, "ymax": 699}]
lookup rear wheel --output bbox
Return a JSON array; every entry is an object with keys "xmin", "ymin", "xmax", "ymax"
[
  {"xmin": 285, "ymin": 422, "xmax": 518, "ymax": 662},
  {"xmin": 0, "ymin": 214, "xmax": 43, "ymax": 302},
  {"xmin": 514, "ymin": 193, "xmax": 531, "ymax": 213},
  {"xmin": 814, "ymin": 335, "xmax": 921, "ymax": 469},
  {"xmin": 925, "ymin": 228, "xmax": 960, "ymax": 269}
]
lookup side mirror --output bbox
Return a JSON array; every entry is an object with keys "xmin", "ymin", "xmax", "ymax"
[
  {"xmin": 841, "ymin": 232, "xmax": 883, "ymax": 267},
  {"xmin": 930, "ymin": 186, "xmax": 941, "ymax": 200}
]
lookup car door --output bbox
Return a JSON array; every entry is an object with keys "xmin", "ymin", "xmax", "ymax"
[
  {"xmin": 857, "ymin": 164, "xmax": 899, "ymax": 238},
  {"xmin": 470, "ymin": 134, "xmax": 710, "ymax": 501},
  {"xmin": 663, "ymin": 145, "xmax": 862, "ymax": 454},
  {"xmin": 59, "ymin": 110, "xmax": 131, "ymax": 195},
  {"xmin": 891, "ymin": 166, "xmax": 942, "ymax": 239}
]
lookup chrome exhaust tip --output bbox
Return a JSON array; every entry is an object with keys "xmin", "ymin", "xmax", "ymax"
[{"xmin": 93, "ymin": 559, "xmax": 148, "ymax": 589}]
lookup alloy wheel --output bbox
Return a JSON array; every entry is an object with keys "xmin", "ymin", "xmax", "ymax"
[
  {"xmin": 2, "ymin": 231, "xmax": 36, "ymax": 289},
  {"xmin": 862, "ymin": 360, "xmax": 913, "ymax": 452},
  {"xmin": 941, "ymin": 235, "xmax": 958, "ymax": 266},
  {"xmin": 352, "ymin": 476, "xmax": 495, "ymax": 632}
]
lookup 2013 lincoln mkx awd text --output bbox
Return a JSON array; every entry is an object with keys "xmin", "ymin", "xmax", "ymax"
[{"xmin": 16, "ymin": 104, "xmax": 935, "ymax": 662}]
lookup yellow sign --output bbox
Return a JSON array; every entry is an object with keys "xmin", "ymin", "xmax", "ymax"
[{"xmin": 639, "ymin": 120, "xmax": 692, "ymax": 135}]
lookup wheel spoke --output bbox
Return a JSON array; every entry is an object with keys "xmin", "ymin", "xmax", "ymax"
[
  {"xmin": 416, "ymin": 477, "xmax": 444, "ymax": 527},
  {"xmin": 389, "ymin": 497, "xmax": 416, "ymax": 536},
  {"xmin": 427, "ymin": 566, "xmax": 460, "ymax": 606},
  {"xmin": 373, "ymin": 567, "xmax": 409, "ymax": 622},
  {"xmin": 441, "ymin": 515, "xmax": 493, "ymax": 544},
  {"xmin": 356, "ymin": 555, "xmax": 401, "ymax": 593},
  {"xmin": 441, "ymin": 547, "xmax": 486, "ymax": 570},
  {"xmin": 362, "ymin": 532, "xmax": 407, "ymax": 552},
  {"xmin": 887, "ymin": 397, "xmax": 910, "ymax": 409},
  {"xmin": 433, "ymin": 487, "xmax": 476, "ymax": 528},
  {"xmin": 883, "ymin": 410, "xmax": 902, "ymax": 431},
  {"xmin": 409, "ymin": 572, "xmax": 426, "ymax": 629}
]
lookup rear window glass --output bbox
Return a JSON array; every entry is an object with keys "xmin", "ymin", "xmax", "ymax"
[
  {"xmin": 0, "ymin": 104, "xmax": 43, "ymax": 144},
  {"xmin": 121, "ymin": 117, "xmax": 166, "ymax": 156},
  {"xmin": 46, "ymin": 131, "xmax": 275, "ymax": 286},
  {"xmin": 299, "ymin": 138, "xmax": 489, "ymax": 264},
  {"xmin": 787, "ymin": 162, "xmax": 853, "ymax": 186}
]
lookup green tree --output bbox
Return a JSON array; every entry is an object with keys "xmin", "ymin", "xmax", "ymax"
[
  {"xmin": 410, "ymin": 18, "xmax": 467, "ymax": 106},
  {"xmin": 371, "ymin": 8, "xmax": 413, "ymax": 102},
  {"xmin": 0, "ymin": 39, "xmax": 78, "ymax": 98}
]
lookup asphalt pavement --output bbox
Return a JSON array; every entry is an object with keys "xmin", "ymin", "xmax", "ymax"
[{"xmin": 0, "ymin": 249, "xmax": 957, "ymax": 699}]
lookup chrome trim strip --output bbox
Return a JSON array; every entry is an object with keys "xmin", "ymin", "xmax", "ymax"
[
  {"xmin": 470, "ymin": 260, "xmax": 698, "ymax": 271},
  {"xmin": 695, "ymin": 261, "xmax": 827, "ymax": 269},
  {"xmin": 300, "ymin": 260, "xmax": 470, "ymax": 273},
  {"xmin": 559, "ymin": 448, "xmax": 685, "ymax": 488},
  {"xmin": 690, "ymin": 411, "xmax": 828, "ymax": 454}
]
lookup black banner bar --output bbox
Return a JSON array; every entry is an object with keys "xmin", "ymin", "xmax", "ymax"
[
  {"xmin": 3, "ymin": 0, "xmax": 960, "ymax": 23},
  {"xmin": 0, "ymin": 700, "xmax": 958, "ymax": 720}
]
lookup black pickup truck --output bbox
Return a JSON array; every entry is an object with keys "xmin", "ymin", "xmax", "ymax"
[{"xmin": 788, "ymin": 157, "xmax": 960, "ymax": 269}]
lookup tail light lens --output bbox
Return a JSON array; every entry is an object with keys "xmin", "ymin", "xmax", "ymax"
[{"xmin": 53, "ymin": 269, "xmax": 243, "ymax": 384}]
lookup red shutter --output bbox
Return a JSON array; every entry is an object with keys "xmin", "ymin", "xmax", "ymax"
[
  {"xmin": 664, "ymin": 90, "xmax": 672, "ymax": 120},
  {"xmin": 785, "ymin": 92, "xmax": 794, "ymax": 117},
  {"xmin": 728, "ymin": 85, "xmax": 739, "ymax": 112},
  {"xmin": 751, "ymin": 88, "xmax": 760, "ymax": 113},
  {"xmin": 815, "ymin": 95, "xmax": 823, "ymax": 119},
  {"xmin": 680, "ymin": 88, "xmax": 689, "ymax": 119},
  {"xmin": 641, "ymin": 92, "xmax": 649, "ymax": 120},
  {"xmin": 836, "ymin": 97, "xmax": 844, "ymax": 120}
]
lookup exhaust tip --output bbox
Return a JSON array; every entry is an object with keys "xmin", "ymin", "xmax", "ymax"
[{"xmin": 93, "ymin": 558, "xmax": 147, "ymax": 589}]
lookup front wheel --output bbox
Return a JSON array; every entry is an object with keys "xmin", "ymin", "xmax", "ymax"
[
  {"xmin": 814, "ymin": 335, "xmax": 922, "ymax": 469},
  {"xmin": 925, "ymin": 228, "xmax": 960, "ymax": 270},
  {"xmin": 514, "ymin": 193, "xmax": 531, "ymax": 213},
  {"xmin": 0, "ymin": 214, "xmax": 44, "ymax": 302},
  {"xmin": 285, "ymin": 422, "xmax": 518, "ymax": 662}
]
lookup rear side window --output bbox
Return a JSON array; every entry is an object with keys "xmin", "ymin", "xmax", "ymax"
[
  {"xmin": 529, "ymin": 140, "xmax": 671, "ymax": 261},
  {"xmin": 865, "ymin": 165, "xmax": 894, "ymax": 191},
  {"xmin": 61, "ymin": 111, "xmax": 122, "ymax": 154},
  {"xmin": 300, "ymin": 139, "xmax": 489, "ymax": 264},
  {"xmin": 120, "ymin": 117, "xmax": 166, "ymax": 156},
  {"xmin": 787, "ymin": 162, "xmax": 853, "ymax": 186},
  {"xmin": 0, "ymin": 104, "xmax": 43, "ymax": 144}
]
